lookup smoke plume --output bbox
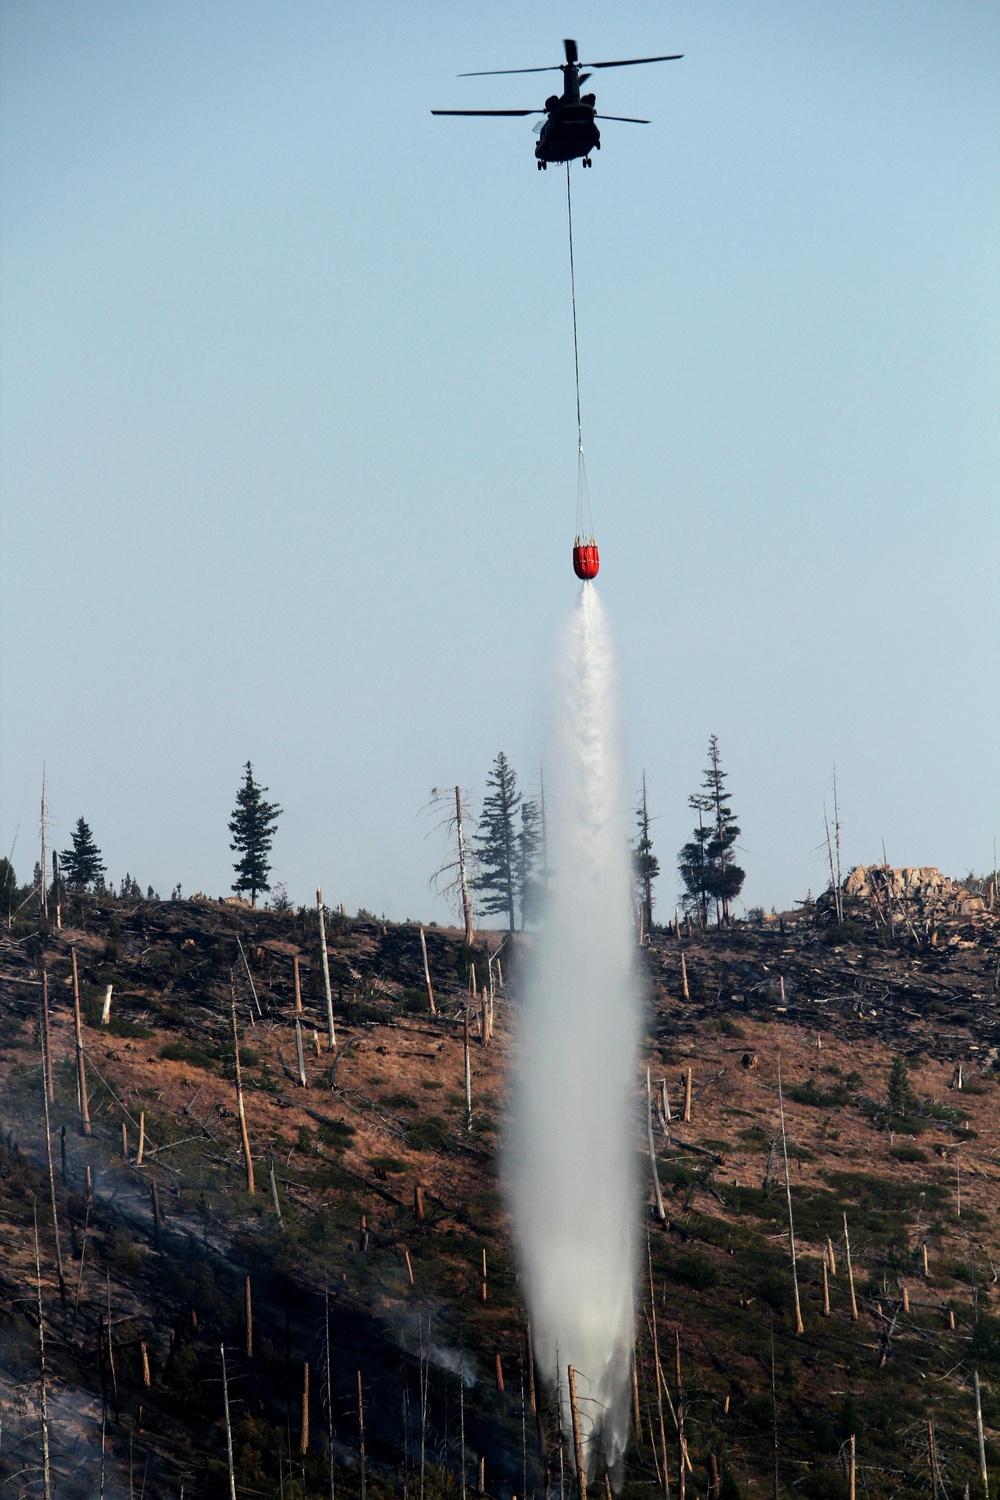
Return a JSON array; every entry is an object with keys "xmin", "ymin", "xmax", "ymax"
[{"xmin": 507, "ymin": 584, "xmax": 639, "ymax": 1477}]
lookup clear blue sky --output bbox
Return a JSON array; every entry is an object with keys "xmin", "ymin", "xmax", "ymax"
[{"xmin": 2, "ymin": 1, "xmax": 998, "ymax": 919}]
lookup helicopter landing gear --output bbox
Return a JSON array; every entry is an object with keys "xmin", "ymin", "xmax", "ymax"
[
  {"xmin": 583, "ymin": 156, "xmax": 592, "ymax": 167},
  {"xmin": 537, "ymin": 158, "xmax": 547, "ymax": 170}
]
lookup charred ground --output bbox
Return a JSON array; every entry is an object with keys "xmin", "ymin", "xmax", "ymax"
[{"xmin": 1, "ymin": 882, "xmax": 999, "ymax": 1499}]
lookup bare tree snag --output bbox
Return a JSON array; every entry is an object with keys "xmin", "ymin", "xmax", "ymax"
[
  {"xmin": 481, "ymin": 1248, "xmax": 488, "ymax": 1305},
  {"xmin": 647, "ymin": 1237, "xmax": 671, "ymax": 1498},
  {"xmin": 975, "ymin": 1369, "xmax": 990, "ymax": 1498},
  {"xmin": 414, "ymin": 1183, "xmax": 425, "ymax": 1221},
  {"xmin": 843, "ymin": 1213, "xmax": 859, "ymax": 1320},
  {"xmin": 301, "ymin": 1361, "xmax": 310, "ymax": 1454},
  {"xmin": 101, "ymin": 984, "xmax": 114, "ymax": 1025},
  {"xmin": 848, "ymin": 1434, "xmax": 855, "ymax": 1500},
  {"xmin": 646, "ymin": 1068, "xmax": 666, "ymax": 1221},
  {"xmin": 478, "ymin": 1457, "xmax": 485, "ymax": 1494},
  {"xmin": 464, "ymin": 1008, "xmax": 473, "ymax": 1130},
  {"xmin": 33, "ymin": 1204, "xmax": 52, "ymax": 1500},
  {"xmin": 268, "ymin": 1151, "xmax": 282, "ymax": 1224},
  {"xmin": 39, "ymin": 1016, "xmax": 66, "ymax": 1302},
  {"xmin": 357, "ymin": 1369, "xmax": 367, "ymax": 1500},
  {"xmin": 822, "ymin": 1258, "xmax": 830, "ymax": 1316},
  {"xmin": 777, "ymin": 1061, "xmax": 805, "ymax": 1335},
  {"xmin": 680, "ymin": 952, "xmax": 690, "ymax": 1000},
  {"xmin": 122, "ymin": 1122, "xmax": 128, "ymax": 1160},
  {"xmin": 221, "ymin": 1345, "xmax": 237, "ymax": 1500},
  {"xmin": 923, "ymin": 1242, "xmax": 929, "ymax": 1278},
  {"xmin": 317, "ymin": 889, "xmax": 336, "ymax": 1048},
  {"xmin": 419, "ymin": 927, "xmax": 436, "ymax": 1015},
  {"xmin": 295, "ymin": 1018, "xmax": 307, "ymax": 1087},
  {"xmin": 683, "ymin": 1067, "xmax": 692, "ymax": 1125},
  {"xmin": 927, "ymin": 1415, "xmax": 940, "ymax": 1499},
  {"xmin": 136, "ymin": 1112, "xmax": 145, "ymax": 1167},
  {"xmin": 42, "ymin": 965, "xmax": 54, "ymax": 1103},
  {"xmin": 901, "ymin": 1282, "xmax": 910, "ymax": 1314},
  {"xmin": 568, "ymin": 1366, "xmax": 587, "ymax": 1500},
  {"xmin": 526, "ymin": 1323, "xmax": 537, "ymax": 1414},
  {"xmin": 236, "ymin": 935, "xmax": 263, "ymax": 1020},
  {"xmin": 456, "ymin": 786, "xmax": 475, "ymax": 945},
  {"xmin": 494, "ymin": 1352, "xmax": 504, "ymax": 1393},
  {"xmin": 404, "ymin": 1249, "xmax": 414, "ymax": 1286},
  {"xmin": 71, "ymin": 948, "xmax": 91, "ymax": 1137},
  {"xmin": 826, "ymin": 1237, "xmax": 837, "ymax": 1277},
  {"xmin": 293, "ymin": 955, "xmax": 303, "ymax": 1015},
  {"xmin": 230, "ymin": 986, "xmax": 255, "ymax": 1194},
  {"xmin": 245, "ymin": 1277, "xmax": 253, "ymax": 1357},
  {"xmin": 141, "ymin": 1341, "xmax": 151, "ymax": 1388}
]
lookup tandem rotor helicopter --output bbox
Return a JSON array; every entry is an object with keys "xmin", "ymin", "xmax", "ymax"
[{"xmin": 432, "ymin": 37, "xmax": 682, "ymax": 169}]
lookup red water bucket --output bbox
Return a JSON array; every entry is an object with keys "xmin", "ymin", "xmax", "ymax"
[{"xmin": 572, "ymin": 541, "xmax": 600, "ymax": 580}]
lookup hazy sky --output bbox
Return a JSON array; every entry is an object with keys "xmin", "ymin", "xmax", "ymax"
[{"xmin": 2, "ymin": 1, "xmax": 998, "ymax": 921}]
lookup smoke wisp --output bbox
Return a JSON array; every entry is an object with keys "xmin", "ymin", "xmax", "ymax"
[{"xmin": 507, "ymin": 585, "xmax": 639, "ymax": 1475}]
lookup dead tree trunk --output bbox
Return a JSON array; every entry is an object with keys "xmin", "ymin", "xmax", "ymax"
[
  {"xmin": 245, "ymin": 1277, "xmax": 253, "ymax": 1358},
  {"xmin": 34, "ymin": 1203, "xmax": 52, "ymax": 1500},
  {"xmin": 357, "ymin": 1369, "xmax": 367, "ymax": 1500},
  {"xmin": 42, "ymin": 966, "xmax": 54, "ymax": 1104},
  {"xmin": 301, "ymin": 1361, "xmax": 310, "ymax": 1455},
  {"xmin": 844, "ymin": 1212, "xmax": 859, "ymax": 1320},
  {"xmin": 568, "ymin": 1365, "xmax": 587, "ymax": 1500},
  {"xmin": 230, "ymin": 985, "xmax": 255, "ymax": 1194},
  {"xmin": 221, "ymin": 1345, "xmax": 237, "ymax": 1500},
  {"xmin": 456, "ymin": 786, "xmax": 475, "ymax": 946},
  {"xmin": 646, "ymin": 1068, "xmax": 666, "ymax": 1221},
  {"xmin": 975, "ymin": 1369, "xmax": 990, "ymax": 1498},
  {"xmin": 39, "ymin": 1016, "xmax": 66, "ymax": 1302},
  {"xmin": 682, "ymin": 1067, "xmax": 692, "ymax": 1125},
  {"xmin": 293, "ymin": 955, "xmax": 303, "ymax": 1015},
  {"xmin": 777, "ymin": 1061, "xmax": 805, "ymax": 1335},
  {"xmin": 680, "ymin": 952, "xmax": 690, "ymax": 1001},
  {"xmin": 464, "ymin": 1009, "xmax": 472, "ymax": 1130},
  {"xmin": 317, "ymin": 889, "xmax": 337, "ymax": 1049},
  {"xmin": 71, "ymin": 948, "xmax": 91, "ymax": 1136},
  {"xmin": 419, "ymin": 927, "xmax": 436, "ymax": 1015}
]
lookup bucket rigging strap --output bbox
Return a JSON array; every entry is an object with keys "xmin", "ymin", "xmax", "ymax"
[{"xmin": 566, "ymin": 164, "xmax": 594, "ymax": 543}]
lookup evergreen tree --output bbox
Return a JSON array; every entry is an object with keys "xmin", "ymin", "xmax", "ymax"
[
  {"xmin": 633, "ymin": 772, "xmax": 660, "ymax": 935},
  {"xmin": 229, "ymin": 762, "xmax": 282, "ymax": 907},
  {"xmin": 700, "ymin": 734, "xmax": 745, "ymax": 924},
  {"xmin": 678, "ymin": 803, "xmax": 713, "ymax": 926},
  {"xmin": 0, "ymin": 857, "xmax": 16, "ymax": 917},
  {"xmin": 516, "ymin": 799, "xmax": 543, "ymax": 928},
  {"xmin": 61, "ymin": 817, "xmax": 107, "ymax": 890},
  {"xmin": 473, "ymin": 752, "xmax": 521, "ymax": 933}
]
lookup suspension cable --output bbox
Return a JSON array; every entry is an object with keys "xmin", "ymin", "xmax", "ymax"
[
  {"xmin": 565, "ymin": 164, "xmax": 583, "ymax": 453},
  {"xmin": 565, "ymin": 163, "xmax": 594, "ymax": 543}
]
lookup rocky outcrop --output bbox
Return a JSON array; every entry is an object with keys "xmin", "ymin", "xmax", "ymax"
[{"xmin": 835, "ymin": 865, "xmax": 994, "ymax": 935}]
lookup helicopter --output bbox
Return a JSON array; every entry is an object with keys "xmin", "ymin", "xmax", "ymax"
[{"xmin": 432, "ymin": 37, "xmax": 682, "ymax": 168}]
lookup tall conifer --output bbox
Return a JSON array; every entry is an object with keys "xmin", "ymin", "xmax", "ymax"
[
  {"xmin": 229, "ymin": 763, "xmax": 282, "ymax": 907},
  {"xmin": 473, "ymin": 753, "xmax": 521, "ymax": 933},
  {"xmin": 61, "ymin": 818, "xmax": 106, "ymax": 890}
]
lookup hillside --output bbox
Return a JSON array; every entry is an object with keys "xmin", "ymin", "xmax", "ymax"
[{"xmin": 1, "ymin": 879, "xmax": 999, "ymax": 1499}]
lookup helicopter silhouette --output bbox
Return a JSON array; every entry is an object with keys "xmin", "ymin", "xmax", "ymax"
[{"xmin": 432, "ymin": 37, "xmax": 682, "ymax": 168}]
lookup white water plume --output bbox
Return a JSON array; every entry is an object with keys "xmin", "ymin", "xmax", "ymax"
[{"xmin": 507, "ymin": 584, "xmax": 639, "ymax": 1479}]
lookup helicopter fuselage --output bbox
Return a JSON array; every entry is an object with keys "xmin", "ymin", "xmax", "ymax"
[{"xmin": 534, "ymin": 102, "xmax": 600, "ymax": 165}]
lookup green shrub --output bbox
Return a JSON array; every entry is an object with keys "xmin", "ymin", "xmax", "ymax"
[{"xmin": 160, "ymin": 1039, "xmax": 217, "ymax": 1072}]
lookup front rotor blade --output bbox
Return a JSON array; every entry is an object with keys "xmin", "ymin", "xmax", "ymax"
[
  {"xmin": 457, "ymin": 65, "xmax": 560, "ymax": 77},
  {"xmin": 431, "ymin": 109, "xmax": 542, "ymax": 116},
  {"xmin": 584, "ymin": 53, "xmax": 683, "ymax": 69},
  {"xmin": 594, "ymin": 114, "xmax": 650, "ymax": 123}
]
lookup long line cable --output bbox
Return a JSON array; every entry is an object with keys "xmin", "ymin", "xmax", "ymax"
[{"xmin": 565, "ymin": 165, "xmax": 594, "ymax": 542}]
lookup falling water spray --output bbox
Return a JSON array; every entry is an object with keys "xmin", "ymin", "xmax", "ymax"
[{"xmin": 507, "ymin": 583, "xmax": 639, "ymax": 1478}]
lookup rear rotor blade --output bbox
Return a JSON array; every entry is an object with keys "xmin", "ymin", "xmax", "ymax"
[
  {"xmin": 431, "ymin": 109, "xmax": 542, "ymax": 116},
  {"xmin": 584, "ymin": 53, "xmax": 683, "ymax": 69},
  {"xmin": 594, "ymin": 114, "xmax": 650, "ymax": 123},
  {"xmin": 564, "ymin": 38, "xmax": 579, "ymax": 64},
  {"xmin": 457, "ymin": 65, "xmax": 560, "ymax": 77}
]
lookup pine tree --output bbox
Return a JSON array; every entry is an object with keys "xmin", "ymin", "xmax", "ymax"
[
  {"xmin": 700, "ymin": 734, "xmax": 745, "ymax": 924},
  {"xmin": 61, "ymin": 818, "xmax": 107, "ymax": 890},
  {"xmin": 229, "ymin": 762, "xmax": 282, "ymax": 907},
  {"xmin": 516, "ymin": 799, "xmax": 543, "ymax": 928},
  {"xmin": 473, "ymin": 753, "xmax": 521, "ymax": 933},
  {"xmin": 678, "ymin": 803, "xmax": 712, "ymax": 926},
  {"xmin": 633, "ymin": 772, "xmax": 659, "ymax": 935}
]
